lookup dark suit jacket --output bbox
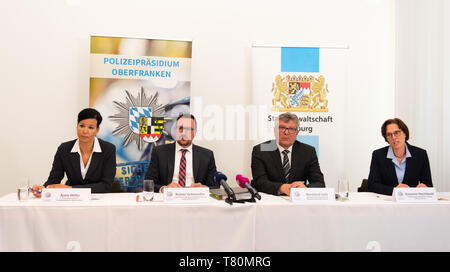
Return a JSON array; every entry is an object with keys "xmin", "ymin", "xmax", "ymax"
[
  {"xmin": 368, "ymin": 143, "xmax": 432, "ymax": 195},
  {"xmin": 44, "ymin": 138, "xmax": 116, "ymax": 193},
  {"xmin": 144, "ymin": 143, "xmax": 217, "ymax": 192},
  {"xmin": 251, "ymin": 140, "xmax": 325, "ymax": 195}
]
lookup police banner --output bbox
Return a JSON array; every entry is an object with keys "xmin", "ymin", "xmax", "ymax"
[
  {"xmin": 90, "ymin": 36, "xmax": 192, "ymax": 191},
  {"xmin": 252, "ymin": 45, "xmax": 348, "ymax": 188}
]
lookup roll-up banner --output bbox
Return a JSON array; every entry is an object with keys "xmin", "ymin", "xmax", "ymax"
[
  {"xmin": 90, "ymin": 36, "xmax": 192, "ymax": 191},
  {"xmin": 252, "ymin": 45, "xmax": 348, "ymax": 187}
]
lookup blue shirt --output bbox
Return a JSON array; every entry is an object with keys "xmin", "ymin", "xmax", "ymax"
[{"xmin": 386, "ymin": 145, "xmax": 412, "ymax": 184}]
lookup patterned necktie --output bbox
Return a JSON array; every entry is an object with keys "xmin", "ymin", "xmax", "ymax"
[
  {"xmin": 178, "ymin": 149, "xmax": 188, "ymax": 187},
  {"xmin": 282, "ymin": 150, "xmax": 290, "ymax": 182}
]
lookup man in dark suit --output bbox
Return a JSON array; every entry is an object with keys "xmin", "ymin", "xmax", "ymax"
[
  {"xmin": 145, "ymin": 113, "xmax": 217, "ymax": 193},
  {"xmin": 251, "ymin": 113, "xmax": 325, "ymax": 196}
]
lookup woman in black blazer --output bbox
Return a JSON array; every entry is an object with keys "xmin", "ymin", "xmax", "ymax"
[
  {"xmin": 31, "ymin": 108, "xmax": 116, "ymax": 196},
  {"xmin": 368, "ymin": 118, "xmax": 432, "ymax": 195}
]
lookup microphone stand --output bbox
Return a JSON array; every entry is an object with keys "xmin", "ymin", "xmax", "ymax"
[
  {"xmin": 225, "ymin": 195, "xmax": 248, "ymax": 205},
  {"xmin": 224, "ymin": 194, "xmax": 255, "ymax": 205},
  {"xmin": 240, "ymin": 196, "xmax": 256, "ymax": 203},
  {"xmin": 222, "ymin": 183, "xmax": 258, "ymax": 205},
  {"xmin": 240, "ymin": 193, "xmax": 257, "ymax": 203},
  {"xmin": 226, "ymin": 194, "xmax": 256, "ymax": 204}
]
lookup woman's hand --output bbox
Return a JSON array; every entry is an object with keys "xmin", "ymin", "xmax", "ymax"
[
  {"xmin": 47, "ymin": 184, "xmax": 72, "ymax": 189},
  {"xmin": 31, "ymin": 184, "xmax": 44, "ymax": 198}
]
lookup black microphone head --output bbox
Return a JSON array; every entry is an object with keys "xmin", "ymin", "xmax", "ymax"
[{"xmin": 214, "ymin": 171, "xmax": 227, "ymax": 186}]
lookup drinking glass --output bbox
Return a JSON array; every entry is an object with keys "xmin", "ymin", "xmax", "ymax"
[
  {"xmin": 17, "ymin": 179, "xmax": 30, "ymax": 201},
  {"xmin": 17, "ymin": 187, "xmax": 29, "ymax": 201},
  {"xmin": 142, "ymin": 179, "xmax": 154, "ymax": 201},
  {"xmin": 337, "ymin": 178, "xmax": 349, "ymax": 200}
]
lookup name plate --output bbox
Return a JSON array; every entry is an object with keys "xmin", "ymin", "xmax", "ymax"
[
  {"xmin": 41, "ymin": 188, "xmax": 91, "ymax": 202},
  {"xmin": 392, "ymin": 187, "xmax": 437, "ymax": 203},
  {"xmin": 290, "ymin": 188, "xmax": 336, "ymax": 203},
  {"xmin": 164, "ymin": 187, "xmax": 210, "ymax": 203}
]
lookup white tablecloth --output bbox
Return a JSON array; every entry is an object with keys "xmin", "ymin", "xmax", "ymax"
[
  {"xmin": 255, "ymin": 192, "xmax": 450, "ymax": 251},
  {"xmin": 0, "ymin": 193, "xmax": 256, "ymax": 252},
  {"xmin": 1, "ymin": 192, "xmax": 450, "ymax": 252}
]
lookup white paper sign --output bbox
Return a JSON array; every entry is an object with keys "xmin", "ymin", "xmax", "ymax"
[
  {"xmin": 392, "ymin": 187, "xmax": 437, "ymax": 203},
  {"xmin": 163, "ymin": 187, "xmax": 210, "ymax": 203},
  {"xmin": 290, "ymin": 188, "xmax": 336, "ymax": 203},
  {"xmin": 41, "ymin": 188, "xmax": 91, "ymax": 202}
]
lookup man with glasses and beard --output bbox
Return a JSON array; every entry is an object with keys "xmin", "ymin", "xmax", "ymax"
[
  {"xmin": 144, "ymin": 113, "xmax": 217, "ymax": 193},
  {"xmin": 251, "ymin": 113, "xmax": 325, "ymax": 196}
]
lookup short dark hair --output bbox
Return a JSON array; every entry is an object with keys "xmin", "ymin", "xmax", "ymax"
[
  {"xmin": 176, "ymin": 113, "xmax": 197, "ymax": 130},
  {"xmin": 381, "ymin": 118, "xmax": 409, "ymax": 142},
  {"xmin": 78, "ymin": 108, "xmax": 102, "ymax": 127}
]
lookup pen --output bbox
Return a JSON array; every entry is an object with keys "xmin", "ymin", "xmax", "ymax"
[{"xmin": 28, "ymin": 187, "xmax": 41, "ymax": 194}]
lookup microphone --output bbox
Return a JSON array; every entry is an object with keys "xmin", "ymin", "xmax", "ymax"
[
  {"xmin": 236, "ymin": 174, "xmax": 261, "ymax": 200},
  {"xmin": 214, "ymin": 172, "xmax": 236, "ymax": 201}
]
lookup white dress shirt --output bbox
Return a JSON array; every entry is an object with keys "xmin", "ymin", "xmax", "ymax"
[
  {"xmin": 277, "ymin": 143, "xmax": 293, "ymax": 164},
  {"xmin": 172, "ymin": 142, "xmax": 194, "ymax": 187},
  {"xmin": 386, "ymin": 145, "xmax": 412, "ymax": 184},
  {"xmin": 70, "ymin": 137, "xmax": 102, "ymax": 180}
]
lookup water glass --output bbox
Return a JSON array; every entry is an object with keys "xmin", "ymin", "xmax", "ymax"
[
  {"xmin": 142, "ymin": 179, "xmax": 154, "ymax": 201},
  {"xmin": 17, "ymin": 178, "xmax": 30, "ymax": 201},
  {"xmin": 17, "ymin": 187, "xmax": 29, "ymax": 201},
  {"xmin": 337, "ymin": 178, "xmax": 349, "ymax": 199}
]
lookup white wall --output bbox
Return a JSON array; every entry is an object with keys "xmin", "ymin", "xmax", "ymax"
[
  {"xmin": 395, "ymin": 0, "xmax": 450, "ymax": 192},
  {"xmin": 0, "ymin": 0, "xmax": 395, "ymax": 196}
]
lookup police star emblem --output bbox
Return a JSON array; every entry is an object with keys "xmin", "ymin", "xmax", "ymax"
[{"xmin": 109, "ymin": 87, "xmax": 166, "ymax": 150}]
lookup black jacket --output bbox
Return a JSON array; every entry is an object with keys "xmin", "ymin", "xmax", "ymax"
[
  {"xmin": 144, "ymin": 143, "xmax": 217, "ymax": 192},
  {"xmin": 44, "ymin": 138, "xmax": 116, "ymax": 193},
  {"xmin": 368, "ymin": 143, "xmax": 432, "ymax": 195},
  {"xmin": 251, "ymin": 140, "xmax": 325, "ymax": 195}
]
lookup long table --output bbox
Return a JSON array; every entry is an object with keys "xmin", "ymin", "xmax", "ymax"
[
  {"xmin": 255, "ymin": 192, "xmax": 450, "ymax": 251},
  {"xmin": 1, "ymin": 192, "xmax": 450, "ymax": 251}
]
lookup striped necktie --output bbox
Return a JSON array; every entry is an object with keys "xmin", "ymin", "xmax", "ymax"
[
  {"xmin": 178, "ymin": 149, "xmax": 188, "ymax": 187},
  {"xmin": 282, "ymin": 150, "xmax": 290, "ymax": 182}
]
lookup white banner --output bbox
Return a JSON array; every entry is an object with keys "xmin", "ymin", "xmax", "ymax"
[
  {"xmin": 251, "ymin": 45, "xmax": 348, "ymax": 188},
  {"xmin": 89, "ymin": 36, "xmax": 192, "ymax": 192},
  {"xmin": 90, "ymin": 53, "xmax": 191, "ymax": 82}
]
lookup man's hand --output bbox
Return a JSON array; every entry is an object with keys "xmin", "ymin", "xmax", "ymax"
[
  {"xmin": 279, "ymin": 181, "xmax": 307, "ymax": 196},
  {"xmin": 190, "ymin": 183, "xmax": 206, "ymax": 188},
  {"xmin": 161, "ymin": 182, "xmax": 182, "ymax": 193},
  {"xmin": 278, "ymin": 184, "xmax": 292, "ymax": 196},
  {"xmin": 291, "ymin": 181, "xmax": 307, "ymax": 188}
]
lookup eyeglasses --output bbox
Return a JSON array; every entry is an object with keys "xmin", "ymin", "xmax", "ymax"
[
  {"xmin": 278, "ymin": 126, "xmax": 298, "ymax": 135},
  {"xmin": 177, "ymin": 126, "xmax": 195, "ymax": 132},
  {"xmin": 386, "ymin": 130, "xmax": 402, "ymax": 139}
]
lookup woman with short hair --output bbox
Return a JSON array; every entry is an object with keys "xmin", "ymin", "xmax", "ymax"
[
  {"xmin": 368, "ymin": 118, "xmax": 432, "ymax": 195},
  {"xmin": 31, "ymin": 108, "xmax": 116, "ymax": 197}
]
